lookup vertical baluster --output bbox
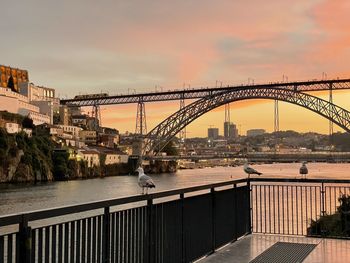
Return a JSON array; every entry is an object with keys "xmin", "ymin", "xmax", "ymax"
[
  {"xmin": 120, "ymin": 211, "xmax": 124, "ymax": 263},
  {"xmin": 128, "ymin": 210, "xmax": 132, "ymax": 263},
  {"xmin": 82, "ymin": 219, "xmax": 86, "ymax": 263},
  {"xmin": 70, "ymin": 221, "xmax": 76, "ymax": 263},
  {"xmin": 296, "ymin": 186, "xmax": 299, "ymax": 235},
  {"xmin": 87, "ymin": 218, "xmax": 92, "ymax": 263},
  {"xmin": 110, "ymin": 213, "xmax": 115, "ymax": 263},
  {"xmin": 31, "ymin": 229, "xmax": 36, "ymax": 263},
  {"xmin": 52, "ymin": 226, "xmax": 57, "ymax": 263},
  {"xmin": 44, "ymin": 227, "xmax": 50, "ymax": 263},
  {"xmin": 38, "ymin": 228, "xmax": 43, "ymax": 263},
  {"xmin": 259, "ymin": 185, "xmax": 262, "ymax": 233},
  {"xmin": 64, "ymin": 223, "xmax": 69, "ymax": 262},
  {"xmin": 76, "ymin": 221, "xmax": 81, "ymax": 263},
  {"xmin": 115, "ymin": 212, "xmax": 120, "ymax": 263},
  {"xmin": 0, "ymin": 236, "xmax": 3, "ymax": 263},
  {"xmin": 97, "ymin": 215, "xmax": 102, "ymax": 263},
  {"xmin": 8, "ymin": 234, "xmax": 13, "ymax": 263},
  {"xmin": 92, "ymin": 217, "xmax": 96, "ymax": 263}
]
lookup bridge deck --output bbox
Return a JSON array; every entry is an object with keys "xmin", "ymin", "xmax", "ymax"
[
  {"xmin": 200, "ymin": 234, "xmax": 349, "ymax": 263},
  {"xmin": 61, "ymin": 78, "xmax": 350, "ymax": 106}
]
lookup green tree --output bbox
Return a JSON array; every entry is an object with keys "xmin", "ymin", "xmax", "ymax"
[
  {"xmin": 22, "ymin": 117, "xmax": 35, "ymax": 129},
  {"xmin": 162, "ymin": 140, "xmax": 178, "ymax": 155}
]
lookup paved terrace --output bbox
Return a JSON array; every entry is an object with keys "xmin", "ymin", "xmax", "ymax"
[{"xmin": 201, "ymin": 234, "xmax": 350, "ymax": 263}]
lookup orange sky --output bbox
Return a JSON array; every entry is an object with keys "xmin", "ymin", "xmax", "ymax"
[{"xmin": 2, "ymin": 0, "xmax": 350, "ymax": 136}]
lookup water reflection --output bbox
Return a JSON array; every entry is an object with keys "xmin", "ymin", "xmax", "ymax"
[{"xmin": 1, "ymin": 163, "xmax": 350, "ymax": 216}]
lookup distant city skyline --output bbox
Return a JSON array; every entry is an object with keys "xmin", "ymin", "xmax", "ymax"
[{"xmin": 1, "ymin": 1, "xmax": 350, "ymax": 136}]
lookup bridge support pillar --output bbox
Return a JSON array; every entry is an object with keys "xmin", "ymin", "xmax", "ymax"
[
  {"xmin": 179, "ymin": 97, "xmax": 186, "ymax": 153},
  {"xmin": 329, "ymin": 83, "xmax": 333, "ymax": 147},
  {"xmin": 135, "ymin": 100, "xmax": 147, "ymax": 136}
]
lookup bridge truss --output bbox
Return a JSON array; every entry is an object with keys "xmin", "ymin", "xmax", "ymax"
[
  {"xmin": 61, "ymin": 79, "xmax": 350, "ymax": 106},
  {"xmin": 144, "ymin": 87, "xmax": 350, "ymax": 154}
]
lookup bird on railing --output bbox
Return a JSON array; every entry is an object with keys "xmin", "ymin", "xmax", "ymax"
[
  {"xmin": 300, "ymin": 161, "xmax": 308, "ymax": 179},
  {"xmin": 136, "ymin": 167, "xmax": 156, "ymax": 194},
  {"xmin": 243, "ymin": 163, "xmax": 262, "ymax": 178}
]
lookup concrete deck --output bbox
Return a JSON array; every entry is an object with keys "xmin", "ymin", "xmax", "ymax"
[{"xmin": 200, "ymin": 234, "xmax": 350, "ymax": 263}]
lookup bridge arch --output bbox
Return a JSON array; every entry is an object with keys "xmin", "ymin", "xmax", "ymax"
[{"xmin": 144, "ymin": 87, "xmax": 350, "ymax": 154}]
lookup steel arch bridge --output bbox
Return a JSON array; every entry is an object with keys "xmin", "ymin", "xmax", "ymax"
[{"xmin": 143, "ymin": 87, "xmax": 350, "ymax": 155}]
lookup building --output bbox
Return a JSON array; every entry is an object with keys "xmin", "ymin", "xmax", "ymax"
[
  {"xmin": 79, "ymin": 130, "xmax": 97, "ymax": 145},
  {"xmin": 78, "ymin": 150, "xmax": 100, "ymax": 168},
  {"xmin": 58, "ymin": 105, "xmax": 70, "ymax": 125},
  {"xmin": 97, "ymin": 148, "xmax": 129, "ymax": 165},
  {"xmin": 5, "ymin": 122, "xmax": 20, "ymax": 134},
  {"xmin": 247, "ymin": 129, "xmax": 266, "ymax": 137},
  {"xmin": 72, "ymin": 115, "xmax": 87, "ymax": 127},
  {"xmin": 0, "ymin": 66, "xmax": 59, "ymax": 125},
  {"xmin": 19, "ymin": 82, "xmax": 55, "ymax": 102},
  {"xmin": 99, "ymin": 134, "xmax": 119, "ymax": 148},
  {"xmin": 208, "ymin": 128, "xmax": 219, "ymax": 139},
  {"xmin": 0, "ymin": 65, "xmax": 29, "ymax": 92},
  {"xmin": 0, "ymin": 87, "xmax": 51, "ymax": 125},
  {"xmin": 19, "ymin": 82, "xmax": 59, "ymax": 124},
  {"xmin": 224, "ymin": 122, "xmax": 238, "ymax": 139},
  {"xmin": 57, "ymin": 125, "xmax": 82, "ymax": 138}
]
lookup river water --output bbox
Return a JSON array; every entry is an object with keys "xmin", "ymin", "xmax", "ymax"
[{"xmin": 1, "ymin": 163, "xmax": 350, "ymax": 217}]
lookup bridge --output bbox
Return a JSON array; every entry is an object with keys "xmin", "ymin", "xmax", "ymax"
[
  {"xmin": 61, "ymin": 78, "xmax": 350, "ymax": 106},
  {"xmin": 60, "ymin": 78, "xmax": 350, "ymax": 155}
]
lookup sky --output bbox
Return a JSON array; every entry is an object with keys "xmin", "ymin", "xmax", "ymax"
[{"xmin": 1, "ymin": 0, "xmax": 350, "ymax": 136}]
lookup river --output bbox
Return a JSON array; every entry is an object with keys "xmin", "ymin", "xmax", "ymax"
[{"xmin": 1, "ymin": 163, "xmax": 350, "ymax": 217}]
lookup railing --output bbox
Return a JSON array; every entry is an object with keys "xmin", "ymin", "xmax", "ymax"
[
  {"xmin": 2, "ymin": 178, "xmax": 349, "ymax": 263},
  {"xmin": 0, "ymin": 179, "xmax": 250, "ymax": 263},
  {"xmin": 250, "ymin": 178, "xmax": 350, "ymax": 236}
]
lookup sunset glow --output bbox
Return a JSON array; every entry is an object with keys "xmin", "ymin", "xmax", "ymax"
[{"xmin": 2, "ymin": 0, "xmax": 350, "ymax": 136}]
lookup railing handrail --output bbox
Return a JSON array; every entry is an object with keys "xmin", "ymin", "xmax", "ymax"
[
  {"xmin": 249, "ymin": 178, "xmax": 350, "ymax": 184},
  {"xmin": 0, "ymin": 178, "xmax": 248, "ymax": 226},
  {"xmin": 2, "ymin": 177, "xmax": 350, "ymax": 227}
]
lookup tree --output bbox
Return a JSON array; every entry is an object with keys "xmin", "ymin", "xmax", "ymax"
[
  {"xmin": 162, "ymin": 140, "xmax": 178, "ymax": 156},
  {"xmin": 7, "ymin": 76, "xmax": 15, "ymax": 91},
  {"xmin": 22, "ymin": 117, "xmax": 35, "ymax": 129}
]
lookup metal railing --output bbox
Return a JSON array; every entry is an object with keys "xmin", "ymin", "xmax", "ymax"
[
  {"xmin": 2, "ymin": 178, "xmax": 349, "ymax": 263},
  {"xmin": 0, "ymin": 179, "xmax": 250, "ymax": 263},
  {"xmin": 250, "ymin": 178, "xmax": 350, "ymax": 236}
]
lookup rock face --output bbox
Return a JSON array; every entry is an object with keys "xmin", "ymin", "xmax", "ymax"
[{"xmin": 0, "ymin": 149, "xmax": 54, "ymax": 183}]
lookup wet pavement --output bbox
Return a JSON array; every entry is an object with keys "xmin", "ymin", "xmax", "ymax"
[{"xmin": 200, "ymin": 234, "xmax": 350, "ymax": 263}]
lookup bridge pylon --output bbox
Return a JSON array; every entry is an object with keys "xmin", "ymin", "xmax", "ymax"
[
  {"xmin": 179, "ymin": 95, "xmax": 186, "ymax": 152},
  {"xmin": 135, "ymin": 99, "xmax": 147, "ymax": 136}
]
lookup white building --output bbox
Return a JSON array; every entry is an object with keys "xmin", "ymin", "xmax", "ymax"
[
  {"xmin": 57, "ymin": 125, "xmax": 82, "ymax": 138},
  {"xmin": 78, "ymin": 150, "xmax": 100, "ymax": 168},
  {"xmin": 104, "ymin": 151, "xmax": 129, "ymax": 165},
  {"xmin": 0, "ymin": 87, "xmax": 51, "ymax": 125},
  {"xmin": 19, "ymin": 82, "xmax": 56, "ymax": 102},
  {"xmin": 5, "ymin": 122, "xmax": 20, "ymax": 134}
]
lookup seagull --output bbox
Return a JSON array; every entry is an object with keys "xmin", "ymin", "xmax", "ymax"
[
  {"xmin": 244, "ymin": 163, "xmax": 262, "ymax": 178},
  {"xmin": 136, "ymin": 167, "xmax": 156, "ymax": 194},
  {"xmin": 300, "ymin": 161, "xmax": 308, "ymax": 179}
]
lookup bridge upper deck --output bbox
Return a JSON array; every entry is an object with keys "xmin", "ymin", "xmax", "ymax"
[{"xmin": 61, "ymin": 78, "xmax": 350, "ymax": 106}]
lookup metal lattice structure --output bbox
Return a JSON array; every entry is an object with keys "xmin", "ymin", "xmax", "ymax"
[
  {"xmin": 144, "ymin": 87, "xmax": 350, "ymax": 154},
  {"xmin": 135, "ymin": 100, "xmax": 147, "ymax": 135},
  {"xmin": 60, "ymin": 79, "xmax": 350, "ymax": 106}
]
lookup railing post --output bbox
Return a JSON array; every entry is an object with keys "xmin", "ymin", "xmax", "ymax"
[
  {"xmin": 102, "ymin": 207, "xmax": 110, "ymax": 263},
  {"xmin": 247, "ymin": 179, "xmax": 252, "ymax": 234},
  {"xmin": 321, "ymin": 182, "xmax": 326, "ymax": 216},
  {"xmin": 19, "ymin": 215, "xmax": 32, "ymax": 263},
  {"xmin": 180, "ymin": 193, "xmax": 185, "ymax": 263},
  {"xmin": 211, "ymin": 188, "xmax": 216, "ymax": 253},
  {"xmin": 320, "ymin": 182, "xmax": 327, "ymax": 237},
  {"xmin": 147, "ymin": 199, "xmax": 154, "ymax": 263}
]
